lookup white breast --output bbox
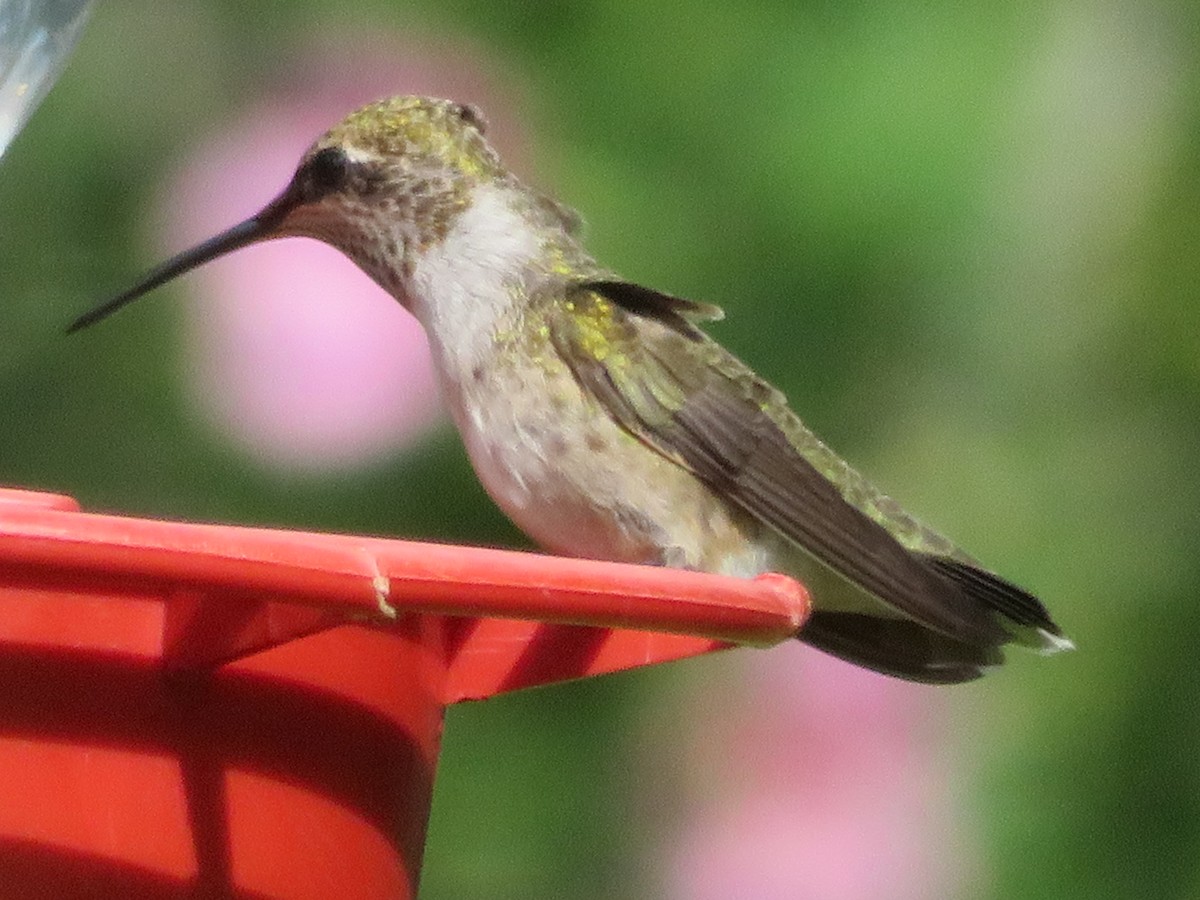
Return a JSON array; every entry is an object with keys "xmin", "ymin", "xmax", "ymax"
[{"xmin": 408, "ymin": 184, "xmax": 540, "ymax": 384}]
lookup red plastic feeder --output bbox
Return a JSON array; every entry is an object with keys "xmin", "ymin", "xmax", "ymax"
[{"xmin": 0, "ymin": 486, "xmax": 808, "ymax": 898}]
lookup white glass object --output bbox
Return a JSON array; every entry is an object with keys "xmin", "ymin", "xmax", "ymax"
[{"xmin": 0, "ymin": 0, "xmax": 94, "ymax": 158}]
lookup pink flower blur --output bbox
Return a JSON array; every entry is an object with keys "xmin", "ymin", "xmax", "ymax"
[
  {"xmin": 160, "ymin": 34, "xmax": 528, "ymax": 472},
  {"xmin": 667, "ymin": 652, "xmax": 969, "ymax": 900}
]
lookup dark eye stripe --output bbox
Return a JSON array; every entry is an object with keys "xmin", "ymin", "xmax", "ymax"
[
  {"xmin": 454, "ymin": 103, "xmax": 487, "ymax": 133},
  {"xmin": 306, "ymin": 146, "xmax": 351, "ymax": 193}
]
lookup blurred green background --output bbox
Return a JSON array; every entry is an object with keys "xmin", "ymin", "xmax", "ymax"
[{"xmin": 3, "ymin": 1, "xmax": 1200, "ymax": 897}]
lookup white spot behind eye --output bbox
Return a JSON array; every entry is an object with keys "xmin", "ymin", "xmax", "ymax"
[{"xmin": 342, "ymin": 146, "xmax": 378, "ymax": 165}]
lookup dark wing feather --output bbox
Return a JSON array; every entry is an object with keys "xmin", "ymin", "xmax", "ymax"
[
  {"xmin": 551, "ymin": 283, "xmax": 1007, "ymax": 647},
  {"xmin": 577, "ymin": 279, "xmax": 724, "ymax": 326},
  {"xmin": 921, "ymin": 555, "xmax": 1063, "ymax": 644}
]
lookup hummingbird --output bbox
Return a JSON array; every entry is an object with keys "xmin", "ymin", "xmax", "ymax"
[{"xmin": 69, "ymin": 95, "xmax": 1070, "ymax": 683}]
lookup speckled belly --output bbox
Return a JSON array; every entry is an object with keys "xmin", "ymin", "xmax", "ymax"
[{"xmin": 443, "ymin": 352, "xmax": 774, "ymax": 579}]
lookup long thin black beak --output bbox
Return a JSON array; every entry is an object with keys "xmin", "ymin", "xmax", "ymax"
[{"xmin": 67, "ymin": 204, "xmax": 287, "ymax": 334}]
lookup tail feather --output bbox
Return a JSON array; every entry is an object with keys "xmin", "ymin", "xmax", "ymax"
[
  {"xmin": 797, "ymin": 556, "xmax": 1070, "ymax": 682},
  {"xmin": 799, "ymin": 612, "xmax": 1001, "ymax": 684}
]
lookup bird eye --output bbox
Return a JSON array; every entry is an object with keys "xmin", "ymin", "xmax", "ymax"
[
  {"xmin": 455, "ymin": 103, "xmax": 486, "ymax": 133},
  {"xmin": 306, "ymin": 146, "xmax": 351, "ymax": 193}
]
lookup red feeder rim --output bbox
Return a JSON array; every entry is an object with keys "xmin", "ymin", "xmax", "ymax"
[{"xmin": 0, "ymin": 486, "xmax": 809, "ymax": 897}]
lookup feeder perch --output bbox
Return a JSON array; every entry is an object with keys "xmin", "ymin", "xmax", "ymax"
[{"xmin": 0, "ymin": 486, "xmax": 808, "ymax": 898}]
